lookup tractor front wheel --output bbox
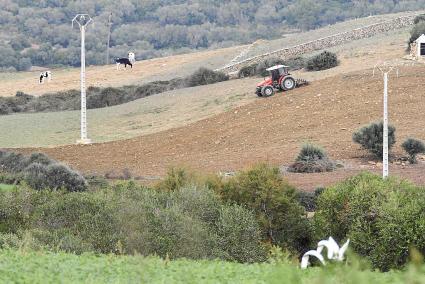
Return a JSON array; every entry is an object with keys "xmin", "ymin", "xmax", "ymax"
[
  {"xmin": 261, "ymin": 86, "xmax": 274, "ymax": 97},
  {"xmin": 281, "ymin": 77, "xmax": 296, "ymax": 91}
]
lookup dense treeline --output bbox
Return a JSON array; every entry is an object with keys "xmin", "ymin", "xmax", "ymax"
[{"xmin": 0, "ymin": 0, "xmax": 423, "ymax": 70}]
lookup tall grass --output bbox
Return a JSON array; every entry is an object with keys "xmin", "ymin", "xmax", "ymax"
[{"xmin": 0, "ymin": 249, "xmax": 423, "ymax": 283}]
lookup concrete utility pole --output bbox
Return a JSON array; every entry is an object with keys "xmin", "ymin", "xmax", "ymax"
[
  {"xmin": 106, "ymin": 13, "xmax": 113, "ymax": 65},
  {"xmin": 373, "ymin": 62, "xmax": 398, "ymax": 179},
  {"xmin": 72, "ymin": 14, "xmax": 93, "ymax": 144}
]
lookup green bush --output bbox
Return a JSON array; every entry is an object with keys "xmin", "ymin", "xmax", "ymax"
[
  {"xmin": 109, "ymin": 184, "xmax": 265, "ymax": 262},
  {"xmin": 306, "ymin": 51, "xmax": 338, "ymax": 71},
  {"xmin": 402, "ymin": 138, "xmax": 425, "ymax": 164},
  {"xmin": 155, "ymin": 167, "xmax": 193, "ymax": 192},
  {"xmin": 218, "ymin": 164, "xmax": 311, "ymax": 252},
  {"xmin": 352, "ymin": 121, "xmax": 396, "ymax": 158},
  {"xmin": 33, "ymin": 192, "xmax": 118, "ymax": 253},
  {"xmin": 288, "ymin": 144, "xmax": 335, "ymax": 173},
  {"xmin": 0, "ymin": 150, "xmax": 88, "ymax": 192},
  {"xmin": 185, "ymin": 68, "xmax": 229, "ymax": 87},
  {"xmin": 313, "ymin": 172, "xmax": 425, "ymax": 271},
  {"xmin": 215, "ymin": 204, "xmax": 267, "ymax": 263},
  {"xmin": 24, "ymin": 162, "xmax": 86, "ymax": 192},
  {"xmin": 44, "ymin": 163, "xmax": 87, "ymax": 192},
  {"xmin": 0, "ymin": 186, "xmax": 54, "ymax": 234}
]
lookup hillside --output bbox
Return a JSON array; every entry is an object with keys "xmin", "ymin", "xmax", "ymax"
[
  {"xmin": 0, "ymin": 24, "xmax": 411, "ymax": 148},
  {"xmin": 0, "ymin": 1, "xmax": 423, "ymax": 70},
  {"xmin": 0, "ymin": 46, "xmax": 238, "ymax": 97},
  {"xmin": 0, "ymin": 10, "xmax": 420, "ymax": 97},
  {"xmin": 17, "ymin": 64, "xmax": 425, "ymax": 189}
]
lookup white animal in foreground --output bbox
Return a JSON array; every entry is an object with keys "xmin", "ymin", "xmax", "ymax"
[
  {"xmin": 301, "ymin": 237, "xmax": 350, "ymax": 269},
  {"xmin": 39, "ymin": 71, "xmax": 52, "ymax": 84},
  {"xmin": 317, "ymin": 237, "xmax": 350, "ymax": 261},
  {"xmin": 300, "ymin": 250, "xmax": 326, "ymax": 269}
]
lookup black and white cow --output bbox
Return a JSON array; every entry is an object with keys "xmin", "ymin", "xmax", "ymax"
[
  {"xmin": 39, "ymin": 71, "xmax": 52, "ymax": 84},
  {"xmin": 115, "ymin": 52, "xmax": 135, "ymax": 70},
  {"xmin": 115, "ymin": 58, "xmax": 133, "ymax": 70}
]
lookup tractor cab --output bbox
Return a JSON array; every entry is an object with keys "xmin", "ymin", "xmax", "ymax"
[
  {"xmin": 268, "ymin": 65, "xmax": 290, "ymax": 82},
  {"xmin": 255, "ymin": 64, "xmax": 296, "ymax": 97}
]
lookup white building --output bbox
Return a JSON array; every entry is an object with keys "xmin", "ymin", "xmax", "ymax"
[{"xmin": 415, "ymin": 34, "xmax": 425, "ymax": 57}]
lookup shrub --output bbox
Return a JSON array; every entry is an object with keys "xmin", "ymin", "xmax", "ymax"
[
  {"xmin": 0, "ymin": 186, "xmax": 54, "ymax": 234},
  {"xmin": 313, "ymin": 172, "xmax": 425, "ymax": 271},
  {"xmin": 33, "ymin": 192, "xmax": 118, "ymax": 253},
  {"xmin": 0, "ymin": 150, "xmax": 86, "ymax": 192},
  {"xmin": 0, "ymin": 152, "xmax": 29, "ymax": 173},
  {"xmin": 239, "ymin": 57, "xmax": 305, "ymax": 78},
  {"xmin": 255, "ymin": 57, "xmax": 285, "ymax": 77},
  {"xmin": 215, "ymin": 204, "xmax": 267, "ymax": 263},
  {"xmin": 352, "ymin": 121, "xmax": 396, "ymax": 158},
  {"xmin": 185, "ymin": 68, "xmax": 229, "ymax": 87},
  {"xmin": 85, "ymin": 175, "xmax": 109, "ymax": 191},
  {"xmin": 402, "ymin": 138, "xmax": 425, "ymax": 164},
  {"xmin": 288, "ymin": 144, "xmax": 335, "ymax": 173},
  {"xmin": 238, "ymin": 63, "xmax": 258, "ymax": 78},
  {"xmin": 44, "ymin": 163, "xmax": 87, "ymax": 192},
  {"xmin": 110, "ymin": 184, "xmax": 266, "ymax": 262},
  {"xmin": 306, "ymin": 51, "xmax": 338, "ymax": 71},
  {"xmin": 0, "ymin": 172, "xmax": 21, "ymax": 185},
  {"xmin": 155, "ymin": 167, "xmax": 194, "ymax": 192},
  {"xmin": 285, "ymin": 56, "xmax": 306, "ymax": 71},
  {"xmin": 218, "ymin": 164, "xmax": 311, "ymax": 252},
  {"xmin": 24, "ymin": 163, "xmax": 49, "ymax": 190},
  {"xmin": 24, "ymin": 162, "xmax": 87, "ymax": 192},
  {"xmin": 28, "ymin": 152, "xmax": 54, "ymax": 165}
]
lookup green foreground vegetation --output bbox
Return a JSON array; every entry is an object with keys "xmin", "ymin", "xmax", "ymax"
[
  {"xmin": 0, "ymin": 249, "xmax": 422, "ymax": 284},
  {"xmin": 0, "ymin": 184, "xmax": 14, "ymax": 191},
  {"xmin": 1, "ymin": 150, "xmax": 425, "ymax": 282}
]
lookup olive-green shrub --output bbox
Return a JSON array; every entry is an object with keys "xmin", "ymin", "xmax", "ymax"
[
  {"xmin": 218, "ymin": 164, "xmax": 311, "ymax": 253},
  {"xmin": 314, "ymin": 172, "xmax": 425, "ymax": 271}
]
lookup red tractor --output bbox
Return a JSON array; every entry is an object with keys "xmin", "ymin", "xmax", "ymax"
[{"xmin": 255, "ymin": 65, "xmax": 297, "ymax": 97}]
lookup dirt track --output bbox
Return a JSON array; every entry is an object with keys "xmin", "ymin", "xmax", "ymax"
[{"xmin": 20, "ymin": 65, "xmax": 425, "ymax": 190}]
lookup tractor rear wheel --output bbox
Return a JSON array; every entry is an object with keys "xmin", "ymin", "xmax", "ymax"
[
  {"xmin": 281, "ymin": 77, "xmax": 296, "ymax": 91},
  {"xmin": 261, "ymin": 86, "xmax": 274, "ymax": 97}
]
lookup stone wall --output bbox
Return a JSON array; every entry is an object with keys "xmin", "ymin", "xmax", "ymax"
[{"xmin": 217, "ymin": 14, "xmax": 419, "ymax": 74}]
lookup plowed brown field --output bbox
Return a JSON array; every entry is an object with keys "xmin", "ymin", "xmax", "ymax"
[{"xmin": 18, "ymin": 65, "xmax": 425, "ymax": 190}]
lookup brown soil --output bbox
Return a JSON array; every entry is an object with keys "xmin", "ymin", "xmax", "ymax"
[{"xmin": 19, "ymin": 65, "xmax": 425, "ymax": 190}]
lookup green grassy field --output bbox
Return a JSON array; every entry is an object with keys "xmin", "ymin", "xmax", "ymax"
[
  {"xmin": 0, "ymin": 184, "xmax": 15, "ymax": 191},
  {"xmin": 0, "ymin": 79, "xmax": 257, "ymax": 148},
  {"xmin": 0, "ymin": 249, "xmax": 421, "ymax": 284}
]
